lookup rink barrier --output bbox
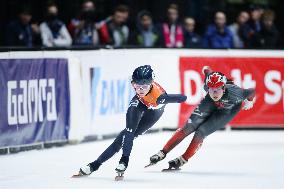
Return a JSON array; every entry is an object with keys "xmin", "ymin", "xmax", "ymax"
[
  {"xmin": 1, "ymin": 49, "xmax": 284, "ymax": 155},
  {"xmin": 1, "ymin": 126, "xmax": 283, "ymax": 155},
  {"xmin": 0, "ymin": 57, "xmax": 70, "ymax": 149},
  {"xmin": 71, "ymin": 49, "xmax": 284, "ymax": 136},
  {"xmin": 9, "ymin": 143, "xmax": 43, "ymax": 154},
  {"xmin": 0, "ymin": 127, "xmax": 166, "ymax": 155},
  {"xmin": 0, "ymin": 140, "xmax": 69, "ymax": 155}
]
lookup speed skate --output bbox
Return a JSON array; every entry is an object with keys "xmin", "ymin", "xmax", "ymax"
[
  {"xmin": 161, "ymin": 167, "xmax": 181, "ymax": 172},
  {"xmin": 144, "ymin": 162, "xmax": 156, "ymax": 168},
  {"xmin": 71, "ymin": 172, "xmax": 88, "ymax": 178}
]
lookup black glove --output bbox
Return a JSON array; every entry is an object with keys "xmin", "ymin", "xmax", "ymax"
[{"xmin": 157, "ymin": 94, "xmax": 187, "ymax": 104}]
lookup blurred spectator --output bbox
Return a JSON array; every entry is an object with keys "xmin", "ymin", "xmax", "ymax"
[
  {"xmin": 229, "ymin": 11, "xmax": 250, "ymax": 48},
  {"xmin": 158, "ymin": 4, "xmax": 184, "ymax": 48},
  {"xmin": 68, "ymin": 0, "xmax": 99, "ymax": 46},
  {"xmin": 183, "ymin": 17, "xmax": 202, "ymax": 48},
  {"xmin": 202, "ymin": 11, "xmax": 233, "ymax": 49},
  {"xmin": 98, "ymin": 5, "xmax": 129, "ymax": 47},
  {"xmin": 259, "ymin": 10, "xmax": 279, "ymax": 48},
  {"xmin": 129, "ymin": 10, "xmax": 160, "ymax": 47},
  {"xmin": 240, "ymin": 5, "xmax": 264, "ymax": 48},
  {"xmin": 248, "ymin": 5, "xmax": 263, "ymax": 33},
  {"xmin": 40, "ymin": 3, "xmax": 72, "ymax": 47},
  {"xmin": 5, "ymin": 7, "xmax": 40, "ymax": 47}
]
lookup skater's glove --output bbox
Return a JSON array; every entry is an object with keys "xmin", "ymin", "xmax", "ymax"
[
  {"xmin": 202, "ymin": 66, "xmax": 212, "ymax": 76},
  {"xmin": 242, "ymin": 97, "xmax": 256, "ymax": 110},
  {"xmin": 157, "ymin": 94, "xmax": 187, "ymax": 104}
]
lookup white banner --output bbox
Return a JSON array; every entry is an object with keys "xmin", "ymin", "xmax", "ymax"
[{"xmin": 73, "ymin": 49, "xmax": 181, "ymax": 135}]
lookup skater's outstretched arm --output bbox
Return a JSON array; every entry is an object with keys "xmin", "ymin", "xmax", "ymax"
[{"xmin": 157, "ymin": 93, "xmax": 187, "ymax": 104}]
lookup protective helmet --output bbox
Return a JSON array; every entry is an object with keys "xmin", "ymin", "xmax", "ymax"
[
  {"xmin": 206, "ymin": 72, "xmax": 227, "ymax": 88},
  {"xmin": 132, "ymin": 65, "xmax": 154, "ymax": 85}
]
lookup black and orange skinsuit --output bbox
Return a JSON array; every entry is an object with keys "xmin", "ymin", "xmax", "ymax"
[{"xmin": 88, "ymin": 82, "xmax": 187, "ymax": 170}]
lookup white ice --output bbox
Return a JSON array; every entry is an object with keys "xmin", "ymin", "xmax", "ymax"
[{"xmin": 1, "ymin": 130, "xmax": 284, "ymax": 189}]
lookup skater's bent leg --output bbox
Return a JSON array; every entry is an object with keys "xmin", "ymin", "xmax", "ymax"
[
  {"xmin": 119, "ymin": 130, "xmax": 137, "ymax": 168},
  {"xmin": 121, "ymin": 109, "xmax": 164, "ymax": 166},
  {"xmin": 89, "ymin": 130, "xmax": 125, "ymax": 170},
  {"xmin": 134, "ymin": 109, "xmax": 164, "ymax": 138},
  {"xmin": 121, "ymin": 101, "xmax": 145, "ymax": 155},
  {"xmin": 118, "ymin": 108, "xmax": 164, "ymax": 168},
  {"xmin": 117, "ymin": 101, "xmax": 145, "ymax": 167},
  {"xmin": 163, "ymin": 122, "xmax": 196, "ymax": 154},
  {"xmin": 182, "ymin": 105, "xmax": 242, "ymax": 161},
  {"xmin": 181, "ymin": 131, "xmax": 204, "ymax": 161},
  {"xmin": 163, "ymin": 102, "xmax": 212, "ymax": 154}
]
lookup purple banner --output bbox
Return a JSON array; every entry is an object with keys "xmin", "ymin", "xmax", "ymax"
[{"xmin": 0, "ymin": 59, "xmax": 70, "ymax": 147}]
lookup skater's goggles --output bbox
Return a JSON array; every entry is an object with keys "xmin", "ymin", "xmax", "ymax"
[{"xmin": 133, "ymin": 83, "xmax": 151, "ymax": 90}]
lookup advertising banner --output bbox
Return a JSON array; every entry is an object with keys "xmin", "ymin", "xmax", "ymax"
[
  {"xmin": 74, "ymin": 49, "xmax": 181, "ymax": 135},
  {"xmin": 0, "ymin": 58, "xmax": 70, "ymax": 147},
  {"xmin": 179, "ymin": 57, "xmax": 284, "ymax": 128}
]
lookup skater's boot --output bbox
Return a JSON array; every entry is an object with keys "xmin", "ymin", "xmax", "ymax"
[
  {"xmin": 115, "ymin": 163, "xmax": 127, "ymax": 173},
  {"xmin": 79, "ymin": 161, "xmax": 101, "ymax": 176},
  {"xmin": 115, "ymin": 156, "xmax": 129, "ymax": 173},
  {"xmin": 115, "ymin": 163, "xmax": 126, "ymax": 181},
  {"xmin": 115, "ymin": 157, "xmax": 128, "ymax": 181},
  {"xmin": 150, "ymin": 150, "xmax": 166, "ymax": 164},
  {"xmin": 168, "ymin": 156, "xmax": 187, "ymax": 169},
  {"xmin": 78, "ymin": 164, "xmax": 93, "ymax": 176}
]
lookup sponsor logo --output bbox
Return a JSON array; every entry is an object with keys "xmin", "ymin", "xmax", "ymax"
[
  {"xmin": 91, "ymin": 67, "xmax": 135, "ymax": 117},
  {"xmin": 7, "ymin": 79, "xmax": 57, "ymax": 125}
]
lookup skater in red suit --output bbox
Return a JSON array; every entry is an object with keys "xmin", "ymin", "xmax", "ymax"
[{"xmin": 148, "ymin": 66, "xmax": 256, "ymax": 170}]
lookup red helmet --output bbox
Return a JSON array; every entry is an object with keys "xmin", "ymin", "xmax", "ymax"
[{"xmin": 206, "ymin": 72, "xmax": 227, "ymax": 88}]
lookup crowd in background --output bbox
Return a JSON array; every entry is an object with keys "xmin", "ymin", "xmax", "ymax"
[{"xmin": 4, "ymin": 0, "xmax": 280, "ymax": 49}]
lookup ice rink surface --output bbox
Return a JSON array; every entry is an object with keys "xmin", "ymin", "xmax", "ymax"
[{"xmin": 1, "ymin": 130, "xmax": 284, "ymax": 189}]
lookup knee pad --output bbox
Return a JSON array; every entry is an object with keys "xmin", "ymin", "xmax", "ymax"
[
  {"xmin": 182, "ymin": 123, "xmax": 196, "ymax": 136},
  {"xmin": 194, "ymin": 130, "xmax": 206, "ymax": 140}
]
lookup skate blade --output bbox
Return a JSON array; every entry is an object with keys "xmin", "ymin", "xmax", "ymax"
[
  {"xmin": 115, "ymin": 171, "xmax": 124, "ymax": 181},
  {"xmin": 162, "ymin": 168, "xmax": 181, "ymax": 172},
  {"xmin": 71, "ymin": 173, "xmax": 87, "ymax": 178},
  {"xmin": 115, "ymin": 175, "xmax": 124, "ymax": 181},
  {"xmin": 144, "ymin": 163, "xmax": 155, "ymax": 168}
]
